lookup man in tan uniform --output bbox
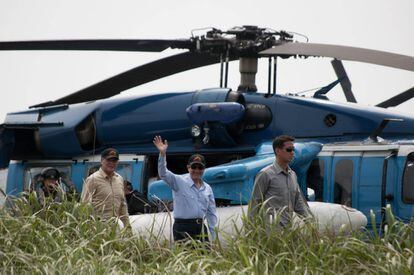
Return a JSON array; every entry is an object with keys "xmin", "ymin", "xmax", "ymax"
[{"xmin": 81, "ymin": 148, "xmax": 129, "ymax": 227}]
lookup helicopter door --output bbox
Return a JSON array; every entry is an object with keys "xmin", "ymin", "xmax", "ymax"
[
  {"xmin": 394, "ymin": 151, "xmax": 414, "ymax": 222},
  {"xmin": 357, "ymin": 151, "xmax": 389, "ymax": 226}
]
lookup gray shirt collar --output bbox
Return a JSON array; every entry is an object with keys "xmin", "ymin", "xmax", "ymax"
[{"xmin": 273, "ymin": 160, "xmax": 291, "ymax": 175}]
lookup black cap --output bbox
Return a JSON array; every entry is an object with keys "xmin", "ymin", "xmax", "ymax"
[
  {"xmin": 188, "ymin": 154, "xmax": 206, "ymax": 167},
  {"xmin": 41, "ymin": 167, "xmax": 60, "ymax": 180},
  {"xmin": 101, "ymin": 148, "xmax": 119, "ymax": 160}
]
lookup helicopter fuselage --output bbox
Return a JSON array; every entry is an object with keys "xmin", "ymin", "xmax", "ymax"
[{"xmin": 2, "ymin": 88, "xmax": 414, "ymax": 167}]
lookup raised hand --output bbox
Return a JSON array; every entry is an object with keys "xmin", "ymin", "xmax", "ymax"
[{"xmin": 153, "ymin": 135, "xmax": 168, "ymax": 156}]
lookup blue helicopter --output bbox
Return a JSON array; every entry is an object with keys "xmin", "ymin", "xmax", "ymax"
[{"xmin": 0, "ymin": 26, "xmax": 413, "ymax": 230}]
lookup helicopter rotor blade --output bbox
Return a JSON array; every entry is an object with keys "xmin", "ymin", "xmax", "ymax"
[
  {"xmin": 260, "ymin": 42, "xmax": 414, "ymax": 71},
  {"xmin": 376, "ymin": 87, "xmax": 414, "ymax": 108},
  {"xmin": 0, "ymin": 39, "xmax": 193, "ymax": 52},
  {"xmin": 31, "ymin": 51, "xmax": 232, "ymax": 108},
  {"xmin": 331, "ymin": 59, "xmax": 357, "ymax": 103}
]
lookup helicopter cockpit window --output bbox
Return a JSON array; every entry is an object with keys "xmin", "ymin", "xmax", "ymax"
[
  {"xmin": 23, "ymin": 165, "xmax": 72, "ymax": 193},
  {"xmin": 306, "ymin": 158, "xmax": 325, "ymax": 201},
  {"xmin": 334, "ymin": 159, "xmax": 353, "ymax": 207},
  {"xmin": 402, "ymin": 153, "xmax": 414, "ymax": 204}
]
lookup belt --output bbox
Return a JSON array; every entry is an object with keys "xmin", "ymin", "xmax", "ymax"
[{"xmin": 174, "ymin": 218, "xmax": 204, "ymax": 224}]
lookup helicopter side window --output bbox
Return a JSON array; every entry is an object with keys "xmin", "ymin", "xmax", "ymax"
[
  {"xmin": 333, "ymin": 159, "xmax": 353, "ymax": 207},
  {"xmin": 402, "ymin": 153, "xmax": 414, "ymax": 204},
  {"xmin": 86, "ymin": 164, "xmax": 101, "ymax": 177},
  {"xmin": 116, "ymin": 164, "xmax": 133, "ymax": 182},
  {"xmin": 23, "ymin": 165, "xmax": 72, "ymax": 192},
  {"xmin": 306, "ymin": 158, "xmax": 325, "ymax": 201}
]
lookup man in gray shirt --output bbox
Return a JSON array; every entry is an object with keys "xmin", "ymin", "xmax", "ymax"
[{"xmin": 249, "ymin": 135, "xmax": 311, "ymax": 226}]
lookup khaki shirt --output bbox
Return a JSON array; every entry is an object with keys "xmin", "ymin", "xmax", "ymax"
[
  {"xmin": 250, "ymin": 161, "xmax": 311, "ymax": 226},
  {"xmin": 81, "ymin": 168, "xmax": 129, "ymax": 227}
]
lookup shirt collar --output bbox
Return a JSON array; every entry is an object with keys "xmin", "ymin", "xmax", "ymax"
[
  {"xmin": 273, "ymin": 161, "xmax": 291, "ymax": 175},
  {"xmin": 193, "ymin": 182, "xmax": 206, "ymax": 191},
  {"xmin": 185, "ymin": 174, "xmax": 205, "ymax": 190},
  {"xmin": 98, "ymin": 167, "xmax": 118, "ymax": 179}
]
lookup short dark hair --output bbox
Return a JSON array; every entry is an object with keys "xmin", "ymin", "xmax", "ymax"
[{"xmin": 272, "ymin": 135, "xmax": 295, "ymax": 152}]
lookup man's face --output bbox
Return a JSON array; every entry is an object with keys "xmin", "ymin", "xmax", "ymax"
[
  {"xmin": 101, "ymin": 157, "xmax": 118, "ymax": 175},
  {"xmin": 43, "ymin": 178, "xmax": 59, "ymax": 192},
  {"xmin": 187, "ymin": 163, "xmax": 205, "ymax": 182},
  {"xmin": 276, "ymin": 141, "xmax": 295, "ymax": 164}
]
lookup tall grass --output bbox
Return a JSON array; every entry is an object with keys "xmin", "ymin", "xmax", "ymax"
[{"xmin": 1, "ymin": 195, "xmax": 413, "ymax": 274}]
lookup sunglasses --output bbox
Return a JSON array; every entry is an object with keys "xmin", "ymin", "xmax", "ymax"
[
  {"xmin": 191, "ymin": 164, "xmax": 205, "ymax": 170},
  {"xmin": 283, "ymin": 147, "xmax": 295, "ymax": 153}
]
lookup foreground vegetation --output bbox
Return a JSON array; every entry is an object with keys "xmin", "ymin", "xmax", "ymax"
[{"xmin": 0, "ymin": 195, "xmax": 413, "ymax": 274}]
